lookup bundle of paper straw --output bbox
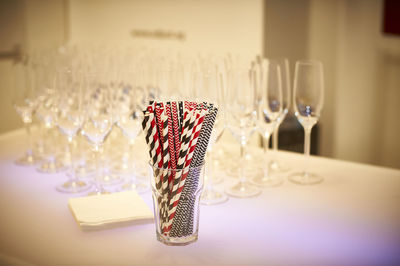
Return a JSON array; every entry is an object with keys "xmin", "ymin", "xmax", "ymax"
[{"xmin": 142, "ymin": 100, "xmax": 217, "ymax": 237}]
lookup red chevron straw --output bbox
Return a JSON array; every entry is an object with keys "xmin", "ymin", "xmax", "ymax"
[
  {"xmin": 171, "ymin": 102, "xmax": 181, "ymax": 163},
  {"xmin": 165, "ymin": 103, "xmax": 176, "ymax": 172},
  {"xmin": 155, "ymin": 102, "xmax": 166, "ymax": 181},
  {"xmin": 184, "ymin": 100, "xmax": 197, "ymax": 111}
]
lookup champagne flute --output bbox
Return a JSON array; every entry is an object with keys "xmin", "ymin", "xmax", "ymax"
[
  {"xmin": 199, "ymin": 61, "xmax": 228, "ymax": 205},
  {"xmin": 288, "ymin": 60, "xmax": 324, "ymax": 185},
  {"xmin": 114, "ymin": 71, "xmax": 149, "ymax": 193},
  {"xmin": 35, "ymin": 56, "xmax": 67, "ymax": 173},
  {"xmin": 81, "ymin": 71, "xmax": 114, "ymax": 195},
  {"xmin": 251, "ymin": 59, "xmax": 284, "ymax": 187},
  {"xmin": 55, "ymin": 67, "xmax": 91, "ymax": 193},
  {"xmin": 12, "ymin": 57, "xmax": 41, "ymax": 165},
  {"xmin": 225, "ymin": 66, "xmax": 261, "ymax": 198},
  {"xmin": 270, "ymin": 58, "xmax": 291, "ymax": 172}
]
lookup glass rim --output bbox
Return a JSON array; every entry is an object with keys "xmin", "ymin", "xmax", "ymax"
[{"xmin": 148, "ymin": 160, "xmax": 205, "ymax": 171}]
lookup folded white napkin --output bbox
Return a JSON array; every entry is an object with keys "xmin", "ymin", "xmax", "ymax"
[{"xmin": 68, "ymin": 191, "xmax": 154, "ymax": 231}]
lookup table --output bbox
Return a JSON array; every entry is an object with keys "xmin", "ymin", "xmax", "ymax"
[{"xmin": 1, "ymin": 128, "xmax": 399, "ymax": 265}]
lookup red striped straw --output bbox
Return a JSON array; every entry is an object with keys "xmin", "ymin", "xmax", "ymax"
[
  {"xmin": 148, "ymin": 115, "xmax": 163, "ymax": 189},
  {"xmin": 155, "ymin": 102, "xmax": 172, "ymax": 226}
]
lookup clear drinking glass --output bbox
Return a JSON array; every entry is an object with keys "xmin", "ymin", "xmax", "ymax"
[
  {"xmin": 288, "ymin": 60, "xmax": 324, "ymax": 185},
  {"xmin": 149, "ymin": 162, "xmax": 205, "ymax": 246},
  {"xmin": 55, "ymin": 67, "xmax": 91, "ymax": 193},
  {"xmin": 12, "ymin": 58, "xmax": 41, "ymax": 165},
  {"xmin": 81, "ymin": 72, "xmax": 114, "ymax": 195},
  {"xmin": 251, "ymin": 59, "xmax": 284, "ymax": 187},
  {"xmin": 270, "ymin": 58, "xmax": 291, "ymax": 172},
  {"xmin": 225, "ymin": 66, "xmax": 261, "ymax": 198}
]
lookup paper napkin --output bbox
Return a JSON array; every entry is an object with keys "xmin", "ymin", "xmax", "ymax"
[{"xmin": 68, "ymin": 191, "xmax": 154, "ymax": 231}]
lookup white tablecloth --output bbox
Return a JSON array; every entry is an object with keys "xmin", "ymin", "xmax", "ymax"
[{"xmin": 0, "ymin": 128, "xmax": 399, "ymax": 265}]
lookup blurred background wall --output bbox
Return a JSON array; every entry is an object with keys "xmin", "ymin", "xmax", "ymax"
[
  {"xmin": 0, "ymin": 0, "xmax": 399, "ymax": 169},
  {"xmin": 0, "ymin": 0, "xmax": 66, "ymax": 133}
]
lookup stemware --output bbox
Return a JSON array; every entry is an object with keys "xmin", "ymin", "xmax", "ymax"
[
  {"xmin": 12, "ymin": 57, "xmax": 41, "ymax": 165},
  {"xmin": 199, "ymin": 61, "xmax": 228, "ymax": 205},
  {"xmin": 288, "ymin": 60, "xmax": 324, "ymax": 185},
  {"xmin": 69, "ymin": 133, "xmax": 96, "ymax": 179},
  {"xmin": 270, "ymin": 58, "xmax": 291, "ymax": 172},
  {"xmin": 34, "ymin": 59, "xmax": 67, "ymax": 173},
  {"xmin": 225, "ymin": 66, "xmax": 261, "ymax": 198},
  {"xmin": 251, "ymin": 59, "xmax": 284, "ymax": 187},
  {"xmin": 55, "ymin": 67, "xmax": 91, "ymax": 193},
  {"xmin": 81, "ymin": 71, "xmax": 115, "ymax": 195},
  {"xmin": 114, "ymin": 70, "xmax": 149, "ymax": 193}
]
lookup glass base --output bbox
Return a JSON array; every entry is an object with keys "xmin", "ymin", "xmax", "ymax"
[
  {"xmin": 288, "ymin": 172, "xmax": 323, "ymax": 185},
  {"xmin": 99, "ymin": 173, "xmax": 124, "ymax": 186},
  {"xmin": 211, "ymin": 173, "xmax": 224, "ymax": 184},
  {"xmin": 250, "ymin": 175, "xmax": 284, "ymax": 187},
  {"xmin": 157, "ymin": 231, "xmax": 198, "ymax": 246},
  {"xmin": 59, "ymin": 153, "xmax": 72, "ymax": 167},
  {"xmin": 68, "ymin": 164, "xmax": 95, "ymax": 179},
  {"xmin": 225, "ymin": 181, "xmax": 261, "ymax": 198},
  {"xmin": 56, "ymin": 180, "xmax": 92, "ymax": 193},
  {"xmin": 225, "ymin": 165, "xmax": 262, "ymax": 179},
  {"xmin": 120, "ymin": 180, "xmax": 150, "ymax": 194},
  {"xmin": 111, "ymin": 163, "xmax": 131, "ymax": 174},
  {"xmin": 269, "ymin": 160, "xmax": 290, "ymax": 173},
  {"xmin": 88, "ymin": 189, "xmax": 111, "ymax": 196},
  {"xmin": 201, "ymin": 187, "xmax": 228, "ymax": 205},
  {"xmin": 37, "ymin": 159, "xmax": 67, "ymax": 173},
  {"xmin": 15, "ymin": 154, "xmax": 41, "ymax": 166}
]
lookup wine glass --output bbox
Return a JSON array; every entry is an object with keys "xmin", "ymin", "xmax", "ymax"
[
  {"xmin": 270, "ymin": 58, "xmax": 291, "ymax": 172},
  {"xmin": 198, "ymin": 61, "xmax": 228, "ymax": 205},
  {"xmin": 114, "ymin": 71, "xmax": 149, "ymax": 193},
  {"xmin": 33, "ymin": 48, "xmax": 72, "ymax": 173},
  {"xmin": 12, "ymin": 57, "xmax": 41, "ymax": 165},
  {"xmin": 288, "ymin": 60, "xmax": 324, "ymax": 185},
  {"xmin": 55, "ymin": 67, "xmax": 91, "ymax": 193},
  {"xmin": 251, "ymin": 59, "xmax": 284, "ymax": 187},
  {"xmin": 34, "ymin": 59, "xmax": 67, "ymax": 174},
  {"xmin": 225, "ymin": 66, "xmax": 261, "ymax": 198},
  {"xmin": 81, "ymin": 71, "xmax": 114, "ymax": 195}
]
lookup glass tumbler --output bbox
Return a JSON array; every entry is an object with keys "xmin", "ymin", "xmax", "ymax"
[{"xmin": 149, "ymin": 162, "xmax": 205, "ymax": 246}]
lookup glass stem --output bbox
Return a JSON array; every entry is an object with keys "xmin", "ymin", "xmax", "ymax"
[
  {"xmin": 303, "ymin": 126, "xmax": 313, "ymax": 178},
  {"xmin": 129, "ymin": 138, "xmax": 136, "ymax": 183},
  {"xmin": 272, "ymin": 123, "xmax": 280, "ymax": 151},
  {"xmin": 93, "ymin": 145, "xmax": 104, "ymax": 194},
  {"xmin": 239, "ymin": 140, "xmax": 247, "ymax": 185},
  {"xmin": 46, "ymin": 127, "xmax": 55, "ymax": 163},
  {"xmin": 263, "ymin": 133, "xmax": 270, "ymax": 180},
  {"xmin": 67, "ymin": 137, "xmax": 75, "ymax": 180},
  {"xmin": 205, "ymin": 146, "xmax": 213, "ymax": 191},
  {"xmin": 304, "ymin": 127, "xmax": 312, "ymax": 157},
  {"xmin": 37, "ymin": 122, "xmax": 45, "ymax": 157},
  {"xmin": 24, "ymin": 122, "xmax": 33, "ymax": 156}
]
